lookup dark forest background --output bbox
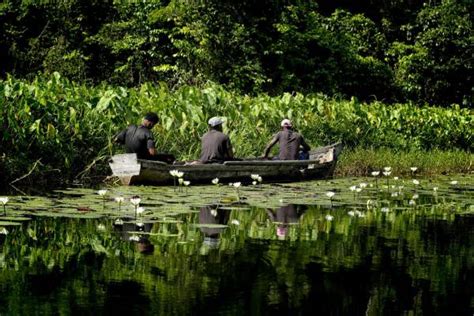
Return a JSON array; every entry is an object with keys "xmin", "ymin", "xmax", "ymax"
[{"xmin": 0, "ymin": 0, "xmax": 472, "ymax": 106}]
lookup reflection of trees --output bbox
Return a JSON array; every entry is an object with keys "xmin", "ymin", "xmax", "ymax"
[{"xmin": 0, "ymin": 205, "xmax": 471, "ymax": 314}]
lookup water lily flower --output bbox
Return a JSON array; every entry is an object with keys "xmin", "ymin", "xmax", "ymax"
[
  {"xmin": 412, "ymin": 179, "xmax": 420, "ymax": 185},
  {"xmin": 359, "ymin": 213, "xmax": 366, "ymax": 218},
  {"xmin": 355, "ymin": 187, "xmax": 362, "ymax": 193},
  {"xmin": 325, "ymin": 214, "xmax": 334, "ymax": 221},
  {"xmin": 371, "ymin": 171, "xmax": 380, "ymax": 176},
  {"xmin": 394, "ymin": 177, "xmax": 399, "ymax": 180},
  {"xmin": 409, "ymin": 200, "xmax": 416, "ymax": 206},
  {"xmin": 355, "ymin": 210, "xmax": 363, "ymax": 217},
  {"xmin": 169, "ymin": 170, "xmax": 178, "ymax": 177},
  {"xmin": 129, "ymin": 235, "xmax": 140, "ymax": 242},
  {"xmin": 183, "ymin": 181, "xmax": 190, "ymax": 186},
  {"xmin": 114, "ymin": 197, "xmax": 125, "ymax": 203},
  {"xmin": 0, "ymin": 227, "xmax": 8, "ymax": 235},
  {"xmin": 359, "ymin": 183, "xmax": 368, "ymax": 188},
  {"xmin": 228, "ymin": 182, "xmax": 233, "ymax": 186},
  {"xmin": 212, "ymin": 178, "xmax": 219, "ymax": 185},
  {"xmin": 350, "ymin": 185, "xmax": 357, "ymax": 191},
  {"xmin": 252, "ymin": 181, "xmax": 257, "ymax": 185},
  {"xmin": 231, "ymin": 219, "xmax": 240, "ymax": 225},
  {"xmin": 326, "ymin": 191, "xmax": 335, "ymax": 198},
  {"xmin": 257, "ymin": 176, "xmax": 263, "ymax": 183},
  {"xmin": 384, "ymin": 167, "xmax": 392, "ymax": 172},
  {"xmin": 0, "ymin": 197, "xmax": 8, "ymax": 205},
  {"xmin": 136, "ymin": 222, "xmax": 145, "ymax": 227},
  {"xmin": 130, "ymin": 197, "xmax": 141, "ymax": 206},
  {"xmin": 233, "ymin": 182, "xmax": 241, "ymax": 188},
  {"xmin": 383, "ymin": 171, "xmax": 391, "ymax": 176},
  {"xmin": 433, "ymin": 187, "xmax": 438, "ymax": 192},
  {"xmin": 178, "ymin": 178, "xmax": 184, "ymax": 185},
  {"xmin": 136, "ymin": 207, "xmax": 145, "ymax": 215},
  {"xmin": 450, "ymin": 180, "xmax": 458, "ymax": 185},
  {"xmin": 381, "ymin": 207, "xmax": 390, "ymax": 213},
  {"xmin": 348, "ymin": 211, "xmax": 355, "ymax": 216},
  {"xmin": 210, "ymin": 209, "xmax": 218, "ymax": 217},
  {"xmin": 250, "ymin": 174, "xmax": 260, "ymax": 180},
  {"xmin": 114, "ymin": 218, "xmax": 124, "ymax": 225},
  {"xmin": 412, "ymin": 194, "xmax": 419, "ymax": 200},
  {"xmin": 97, "ymin": 224, "xmax": 106, "ymax": 231},
  {"xmin": 97, "ymin": 189, "xmax": 107, "ymax": 196},
  {"xmin": 410, "ymin": 167, "xmax": 418, "ymax": 172},
  {"xmin": 391, "ymin": 192, "xmax": 398, "ymax": 197}
]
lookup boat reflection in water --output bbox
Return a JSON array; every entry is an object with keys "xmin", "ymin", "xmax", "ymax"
[{"xmin": 113, "ymin": 220, "xmax": 155, "ymax": 254}]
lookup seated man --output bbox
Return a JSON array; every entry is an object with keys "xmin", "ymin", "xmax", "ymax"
[
  {"xmin": 115, "ymin": 112, "xmax": 174, "ymax": 163},
  {"xmin": 199, "ymin": 117, "xmax": 234, "ymax": 163},
  {"xmin": 262, "ymin": 119, "xmax": 310, "ymax": 160}
]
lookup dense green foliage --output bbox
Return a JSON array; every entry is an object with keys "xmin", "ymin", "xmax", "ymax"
[
  {"xmin": 1, "ymin": 74, "xmax": 472, "ymax": 185},
  {"xmin": 0, "ymin": 0, "xmax": 471, "ymax": 106}
]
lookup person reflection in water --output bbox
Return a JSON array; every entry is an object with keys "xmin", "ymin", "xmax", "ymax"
[
  {"xmin": 266, "ymin": 204, "xmax": 307, "ymax": 240},
  {"xmin": 199, "ymin": 205, "xmax": 230, "ymax": 250},
  {"xmin": 113, "ymin": 220, "xmax": 155, "ymax": 254}
]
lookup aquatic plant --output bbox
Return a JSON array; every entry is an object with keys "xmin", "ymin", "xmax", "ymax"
[{"xmin": 0, "ymin": 197, "xmax": 8, "ymax": 216}]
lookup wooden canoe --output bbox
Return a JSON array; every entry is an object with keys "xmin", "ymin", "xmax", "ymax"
[{"xmin": 109, "ymin": 142, "xmax": 343, "ymax": 186}]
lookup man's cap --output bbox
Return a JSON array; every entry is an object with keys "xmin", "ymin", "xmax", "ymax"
[
  {"xmin": 144, "ymin": 112, "xmax": 159, "ymax": 124},
  {"xmin": 208, "ymin": 116, "xmax": 224, "ymax": 127},
  {"xmin": 281, "ymin": 119, "xmax": 292, "ymax": 127}
]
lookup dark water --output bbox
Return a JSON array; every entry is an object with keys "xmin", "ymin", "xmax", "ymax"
[{"xmin": 0, "ymin": 203, "xmax": 472, "ymax": 315}]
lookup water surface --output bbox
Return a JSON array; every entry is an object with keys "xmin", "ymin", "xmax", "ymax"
[{"xmin": 0, "ymin": 175, "xmax": 472, "ymax": 315}]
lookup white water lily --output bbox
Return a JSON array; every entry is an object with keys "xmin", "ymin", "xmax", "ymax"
[
  {"xmin": 97, "ymin": 224, "xmax": 106, "ymax": 231},
  {"xmin": 433, "ymin": 187, "xmax": 438, "ymax": 192},
  {"xmin": 348, "ymin": 211, "xmax": 355, "ymax": 217},
  {"xmin": 450, "ymin": 180, "xmax": 458, "ymax": 185},
  {"xmin": 114, "ymin": 197, "xmax": 125, "ymax": 203},
  {"xmin": 0, "ymin": 228, "xmax": 8, "ymax": 235},
  {"xmin": 178, "ymin": 178, "xmax": 184, "ymax": 185},
  {"xmin": 0, "ymin": 197, "xmax": 8, "ymax": 205},
  {"xmin": 410, "ymin": 167, "xmax": 418, "ymax": 172},
  {"xmin": 325, "ymin": 214, "xmax": 334, "ymax": 221},
  {"xmin": 130, "ymin": 197, "xmax": 141, "ymax": 206},
  {"xmin": 210, "ymin": 209, "xmax": 218, "ymax": 217},
  {"xmin": 183, "ymin": 180, "xmax": 191, "ymax": 186},
  {"xmin": 231, "ymin": 219, "xmax": 240, "ymax": 225},
  {"xmin": 169, "ymin": 170, "xmax": 178, "ymax": 177},
  {"xmin": 97, "ymin": 189, "xmax": 107, "ymax": 196},
  {"xmin": 356, "ymin": 187, "xmax": 362, "ymax": 193},
  {"xmin": 350, "ymin": 185, "xmax": 357, "ymax": 191},
  {"xmin": 409, "ymin": 199, "xmax": 416, "ymax": 206},
  {"xmin": 233, "ymin": 182, "xmax": 241, "ymax": 188},
  {"xmin": 326, "ymin": 191, "xmax": 335, "ymax": 198},
  {"xmin": 252, "ymin": 181, "xmax": 257, "ymax": 185},
  {"xmin": 393, "ymin": 176, "xmax": 399, "ymax": 180},
  {"xmin": 383, "ymin": 171, "xmax": 391, "ymax": 176},
  {"xmin": 355, "ymin": 210, "xmax": 363, "ymax": 217},
  {"xmin": 412, "ymin": 194, "xmax": 419, "ymax": 200},
  {"xmin": 114, "ymin": 218, "xmax": 124, "ymax": 226},
  {"xmin": 391, "ymin": 192, "xmax": 399, "ymax": 197},
  {"xmin": 250, "ymin": 174, "xmax": 260, "ymax": 180},
  {"xmin": 359, "ymin": 183, "xmax": 368, "ymax": 188},
  {"xmin": 212, "ymin": 178, "xmax": 219, "ymax": 185},
  {"xmin": 381, "ymin": 207, "xmax": 390, "ymax": 213},
  {"xmin": 371, "ymin": 171, "xmax": 380, "ymax": 176},
  {"xmin": 136, "ymin": 222, "xmax": 145, "ymax": 227},
  {"xmin": 412, "ymin": 179, "xmax": 420, "ymax": 185},
  {"xmin": 136, "ymin": 207, "xmax": 145, "ymax": 215},
  {"xmin": 359, "ymin": 213, "xmax": 366, "ymax": 218},
  {"xmin": 384, "ymin": 167, "xmax": 392, "ymax": 172},
  {"xmin": 257, "ymin": 176, "xmax": 263, "ymax": 183},
  {"xmin": 129, "ymin": 235, "xmax": 140, "ymax": 242}
]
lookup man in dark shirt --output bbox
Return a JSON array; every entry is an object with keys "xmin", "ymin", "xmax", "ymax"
[
  {"xmin": 115, "ymin": 112, "xmax": 174, "ymax": 163},
  {"xmin": 199, "ymin": 117, "xmax": 234, "ymax": 163},
  {"xmin": 262, "ymin": 119, "xmax": 310, "ymax": 160}
]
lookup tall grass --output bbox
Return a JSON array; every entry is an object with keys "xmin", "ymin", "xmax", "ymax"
[{"xmin": 0, "ymin": 73, "xmax": 472, "ymax": 185}]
